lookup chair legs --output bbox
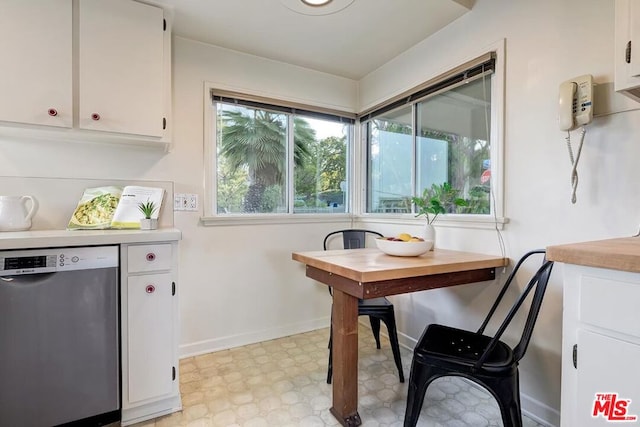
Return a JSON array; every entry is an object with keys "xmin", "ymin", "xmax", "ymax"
[
  {"xmin": 403, "ymin": 362, "xmax": 523, "ymax": 427},
  {"xmin": 327, "ymin": 326, "xmax": 333, "ymax": 384},
  {"xmin": 369, "ymin": 316, "xmax": 382, "ymax": 349},
  {"xmin": 489, "ymin": 371, "xmax": 523, "ymax": 427},
  {"xmin": 384, "ymin": 314, "xmax": 405, "ymax": 383},
  {"xmin": 403, "ymin": 362, "xmax": 442, "ymax": 427},
  {"xmin": 327, "ymin": 313, "xmax": 404, "ymax": 384}
]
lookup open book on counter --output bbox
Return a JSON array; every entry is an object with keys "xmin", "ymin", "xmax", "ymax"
[{"xmin": 67, "ymin": 186, "xmax": 165, "ymax": 230}]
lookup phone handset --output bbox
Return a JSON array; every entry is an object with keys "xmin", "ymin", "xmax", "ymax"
[
  {"xmin": 558, "ymin": 74, "xmax": 593, "ymax": 204},
  {"xmin": 558, "ymin": 81, "xmax": 578, "ymax": 131}
]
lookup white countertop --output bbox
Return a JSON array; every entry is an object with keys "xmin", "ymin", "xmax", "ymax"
[{"xmin": 0, "ymin": 228, "xmax": 182, "ymax": 250}]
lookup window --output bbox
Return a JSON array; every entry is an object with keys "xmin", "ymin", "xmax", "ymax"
[
  {"xmin": 207, "ymin": 92, "xmax": 354, "ymax": 219},
  {"xmin": 362, "ymin": 50, "xmax": 503, "ymax": 224}
]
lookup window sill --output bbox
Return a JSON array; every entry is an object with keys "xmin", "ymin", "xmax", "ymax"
[
  {"xmin": 200, "ymin": 213, "xmax": 353, "ymax": 227},
  {"xmin": 200, "ymin": 213, "xmax": 508, "ymax": 229},
  {"xmin": 357, "ymin": 214, "xmax": 509, "ymax": 230}
]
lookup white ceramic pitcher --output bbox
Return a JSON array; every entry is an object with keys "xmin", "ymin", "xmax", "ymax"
[{"xmin": 0, "ymin": 196, "xmax": 38, "ymax": 231}]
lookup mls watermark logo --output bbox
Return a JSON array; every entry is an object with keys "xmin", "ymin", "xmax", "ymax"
[{"xmin": 592, "ymin": 393, "xmax": 638, "ymax": 422}]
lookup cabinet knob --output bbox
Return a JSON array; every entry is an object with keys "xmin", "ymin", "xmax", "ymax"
[
  {"xmin": 91, "ymin": 113, "xmax": 101, "ymax": 121},
  {"xmin": 48, "ymin": 108, "xmax": 58, "ymax": 117},
  {"xmin": 145, "ymin": 284, "xmax": 155, "ymax": 294},
  {"xmin": 146, "ymin": 252, "xmax": 156, "ymax": 262}
]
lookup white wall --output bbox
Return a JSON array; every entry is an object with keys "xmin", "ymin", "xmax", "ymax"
[
  {"xmin": 2, "ymin": 1, "xmax": 639, "ymax": 424},
  {"xmin": 154, "ymin": 38, "xmax": 360, "ymax": 355},
  {"xmin": 359, "ymin": 0, "xmax": 640, "ymax": 424}
]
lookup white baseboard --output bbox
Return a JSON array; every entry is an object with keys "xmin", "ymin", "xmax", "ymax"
[
  {"xmin": 179, "ymin": 317, "xmax": 330, "ymax": 359},
  {"xmin": 521, "ymin": 394, "xmax": 560, "ymax": 427}
]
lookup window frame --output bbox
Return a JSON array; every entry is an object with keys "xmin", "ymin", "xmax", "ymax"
[
  {"xmin": 202, "ymin": 85, "xmax": 356, "ymax": 226},
  {"xmin": 356, "ymin": 41, "xmax": 506, "ymax": 230},
  {"xmin": 202, "ymin": 40, "xmax": 506, "ymax": 229}
]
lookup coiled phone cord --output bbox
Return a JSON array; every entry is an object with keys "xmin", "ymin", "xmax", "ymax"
[{"xmin": 565, "ymin": 126, "xmax": 586, "ymax": 204}]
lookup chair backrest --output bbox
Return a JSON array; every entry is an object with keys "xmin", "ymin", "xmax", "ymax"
[
  {"xmin": 474, "ymin": 249, "xmax": 554, "ymax": 369},
  {"xmin": 323, "ymin": 229, "xmax": 383, "ymax": 296},
  {"xmin": 323, "ymin": 229, "xmax": 383, "ymax": 251}
]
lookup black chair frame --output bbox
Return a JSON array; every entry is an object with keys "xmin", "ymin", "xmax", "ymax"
[
  {"xmin": 404, "ymin": 249, "xmax": 554, "ymax": 427},
  {"xmin": 323, "ymin": 229, "xmax": 404, "ymax": 384}
]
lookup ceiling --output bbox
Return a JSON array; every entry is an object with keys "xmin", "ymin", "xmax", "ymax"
[{"xmin": 152, "ymin": 0, "xmax": 475, "ymax": 80}]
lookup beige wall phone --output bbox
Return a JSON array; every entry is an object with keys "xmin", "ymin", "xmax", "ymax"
[{"xmin": 558, "ymin": 74, "xmax": 593, "ymax": 204}]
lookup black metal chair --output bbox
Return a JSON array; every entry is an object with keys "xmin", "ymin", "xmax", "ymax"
[
  {"xmin": 324, "ymin": 229, "xmax": 404, "ymax": 384},
  {"xmin": 403, "ymin": 250, "xmax": 554, "ymax": 427}
]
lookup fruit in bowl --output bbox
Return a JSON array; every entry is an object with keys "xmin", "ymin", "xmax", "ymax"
[{"xmin": 375, "ymin": 234, "xmax": 433, "ymax": 256}]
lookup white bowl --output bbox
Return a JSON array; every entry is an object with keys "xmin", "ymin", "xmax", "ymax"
[{"xmin": 375, "ymin": 237, "xmax": 433, "ymax": 257}]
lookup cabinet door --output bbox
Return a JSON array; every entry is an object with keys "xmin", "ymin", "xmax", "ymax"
[
  {"xmin": 630, "ymin": 0, "xmax": 640, "ymax": 77},
  {"xmin": 79, "ymin": 0, "xmax": 164, "ymax": 137},
  {"xmin": 0, "ymin": 0, "xmax": 72, "ymax": 128},
  {"xmin": 575, "ymin": 329, "xmax": 640, "ymax": 425},
  {"xmin": 615, "ymin": 0, "xmax": 640, "ymax": 99},
  {"xmin": 127, "ymin": 273, "xmax": 174, "ymax": 404}
]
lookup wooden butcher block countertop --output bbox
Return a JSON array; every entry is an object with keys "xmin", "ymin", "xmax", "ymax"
[{"xmin": 546, "ymin": 236, "xmax": 640, "ymax": 273}]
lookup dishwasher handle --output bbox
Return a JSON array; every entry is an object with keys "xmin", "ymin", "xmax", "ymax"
[{"xmin": 1, "ymin": 273, "xmax": 56, "ymax": 285}]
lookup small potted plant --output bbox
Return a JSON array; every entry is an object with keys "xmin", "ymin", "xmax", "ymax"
[
  {"xmin": 411, "ymin": 182, "xmax": 467, "ymax": 248},
  {"xmin": 138, "ymin": 200, "xmax": 158, "ymax": 230}
]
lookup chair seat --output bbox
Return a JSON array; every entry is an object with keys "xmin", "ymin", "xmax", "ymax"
[
  {"xmin": 415, "ymin": 324, "xmax": 514, "ymax": 373},
  {"xmin": 358, "ymin": 297, "xmax": 392, "ymax": 309},
  {"xmin": 359, "ymin": 297, "xmax": 392, "ymax": 306}
]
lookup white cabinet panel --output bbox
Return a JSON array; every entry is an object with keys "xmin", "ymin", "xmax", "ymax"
[
  {"xmin": 576, "ymin": 329, "xmax": 640, "ymax": 425},
  {"xmin": 615, "ymin": 0, "xmax": 640, "ymax": 101},
  {"xmin": 561, "ymin": 265, "xmax": 640, "ymax": 426},
  {"xmin": 127, "ymin": 273, "xmax": 174, "ymax": 403},
  {"xmin": 580, "ymin": 275, "xmax": 640, "ymax": 338},
  {"xmin": 79, "ymin": 0, "xmax": 164, "ymax": 137},
  {"xmin": 0, "ymin": 0, "xmax": 72, "ymax": 127}
]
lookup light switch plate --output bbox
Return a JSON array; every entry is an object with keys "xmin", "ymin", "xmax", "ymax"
[
  {"xmin": 174, "ymin": 193, "xmax": 198, "ymax": 211},
  {"xmin": 173, "ymin": 194, "xmax": 184, "ymax": 211}
]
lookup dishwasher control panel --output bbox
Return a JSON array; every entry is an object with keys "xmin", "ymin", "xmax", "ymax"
[{"xmin": 0, "ymin": 246, "xmax": 119, "ymax": 275}]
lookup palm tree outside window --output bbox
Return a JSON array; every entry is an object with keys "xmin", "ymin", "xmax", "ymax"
[{"xmin": 213, "ymin": 96, "xmax": 353, "ymax": 215}]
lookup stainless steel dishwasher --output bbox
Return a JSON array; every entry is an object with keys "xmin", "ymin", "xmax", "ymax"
[{"xmin": 0, "ymin": 245, "xmax": 120, "ymax": 427}]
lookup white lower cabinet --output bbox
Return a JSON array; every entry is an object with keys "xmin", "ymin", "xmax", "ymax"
[
  {"xmin": 561, "ymin": 264, "xmax": 640, "ymax": 426},
  {"xmin": 121, "ymin": 242, "xmax": 181, "ymax": 425}
]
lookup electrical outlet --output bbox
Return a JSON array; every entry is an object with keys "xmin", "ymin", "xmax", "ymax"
[{"xmin": 185, "ymin": 194, "xmax": 198, "ymax": 211}]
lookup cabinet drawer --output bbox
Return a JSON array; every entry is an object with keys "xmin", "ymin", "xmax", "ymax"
[
  {"xmin": 127, "ymin": 244, "xmax": 172, "ymax": 273},
  {"xmin": 580, "ymin": 274, "xmax": 640, "ymax": 338}
]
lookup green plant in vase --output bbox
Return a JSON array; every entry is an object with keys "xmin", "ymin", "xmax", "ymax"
[
  {"xmin": 411, "ymin": 182, "xmax": 468, "ymax": 224},
  {"xmin": 411, "ymin": 182, "xmax": 467, "ymax": 249},
  {"xmin": 137, "ymin": 200, "xmax": 158, "ymax": 229}
]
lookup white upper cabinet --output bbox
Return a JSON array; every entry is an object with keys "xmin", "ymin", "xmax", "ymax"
[
  {"xmin": 615, "ymin": 0, "xmax": 640, "ymax": 101},
  {"xmin": 79, "ymin": 0, "xmax": 165, "ymax": 137},
  {"xmin": 0, "ymin": 0, "xmax": 73, "ymax": 128},
  {"xmin": 0, "ymin": 0, "xmax": 171, "ymax": 147}
]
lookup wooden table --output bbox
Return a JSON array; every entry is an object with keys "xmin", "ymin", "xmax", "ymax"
[{"xmin": 292, "ymin": 247, "xmax": 507, "ymax": 427}]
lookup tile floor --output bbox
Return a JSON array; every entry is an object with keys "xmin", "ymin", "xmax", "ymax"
[{"xmin": 135, "ymin": 325, "xmax": 545, "ymax": 427}]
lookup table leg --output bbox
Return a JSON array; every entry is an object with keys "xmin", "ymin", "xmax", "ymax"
[{"xmin": 329, "ymin": 288, "xmax": 361, "ymax": 427}]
